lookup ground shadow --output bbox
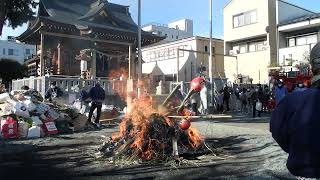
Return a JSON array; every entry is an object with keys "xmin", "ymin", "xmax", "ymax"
[
  {"xmin": 74, "ymin": 136, "xmax": 291, "ymax": 179},
  {"xmin": 0, "ymin": 134, "xmax": 292, "ymax": 179},
  {"xmin": 0, "ymin": 140, "xmax": 97, "ymax": 180}
]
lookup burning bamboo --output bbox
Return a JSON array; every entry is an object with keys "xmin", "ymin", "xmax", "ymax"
[{"xmin": 100, "ymin": 78, "xmax": 208, "ymax": 163}]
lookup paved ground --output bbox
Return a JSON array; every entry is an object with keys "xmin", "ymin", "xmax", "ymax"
[{"xmin": 0, "ymin": 112, "xmax": 295, "ymax": 180}]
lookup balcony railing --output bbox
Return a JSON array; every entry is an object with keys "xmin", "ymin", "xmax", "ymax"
[{"xmin": 278, "ymin": 44, "xmax": 315, "ymax": 66}]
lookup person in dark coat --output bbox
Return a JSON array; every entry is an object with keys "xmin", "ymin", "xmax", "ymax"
[
  {"xmin": 87, "ymin": 82, "xmax": 105, "ymax": 129},
  {"xmin": 270, "ymin": 42, "xmax": 320, "ymax": 179},
  {"xmin": 45, "ymin": 82, "xmax": 63, "ymax": 102},
  {"xmin": 250, "ymin": 87, "xmax": 262, "ymax": 118},
  {"xmin": 240, "ymin": 88, "xmax": 248, "ymax": 114},
  {"xmin": 216, "ymin": 90, "xmax": 224, "ymax": 113},
  {"xmin": 261, "ymin": 86, "xmax": 269, "ymax": 112},
  {"xmin": 223, "ymin": 85, "xmax": 230, "ymax": 112}
]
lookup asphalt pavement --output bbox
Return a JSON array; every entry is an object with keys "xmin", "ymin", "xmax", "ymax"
[{"xmin": 0, "ymin": 112, "xmax": 294, "ymax": 180}]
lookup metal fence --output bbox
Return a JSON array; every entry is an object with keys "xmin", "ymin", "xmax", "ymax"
[
  {"xmin": 169, "ymin": 78, "xmax": 227, "ymax": 108},
  {"xmin": 170, "ymin": 78, "xmax": 227, "ymax": 94},
  {"xmin": 12, "ymin": 75, "xmax": 127, "ymax": 97}
]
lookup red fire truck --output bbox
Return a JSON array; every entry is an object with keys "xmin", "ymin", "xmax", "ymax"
[
  {"xmin": 268, "ymin": 65, "xmax": 312, "ymax": 109},
  {"xmin": 269, "ymin": 65, "xmax": 312, "ymax": 92}
]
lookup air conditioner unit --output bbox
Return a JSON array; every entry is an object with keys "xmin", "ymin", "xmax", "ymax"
[{"xmin": 229, "ymin": 50, "xmax": 238, "ymax": 55}]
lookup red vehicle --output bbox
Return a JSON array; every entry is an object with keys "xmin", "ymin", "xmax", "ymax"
[
  {"xmin": 268, "ymin": 66, "xmax": 313, "ymax": 109},
  {"xmin": 270, "ymin": 67, "xmax": 312, "ymax": 92}
]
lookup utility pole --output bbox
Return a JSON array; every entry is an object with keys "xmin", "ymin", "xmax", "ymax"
[
  {"xmin": 209, "ymin": 0, "xmax": 214, "ymax": 107},
  {"xmin": 177, "ymin": 49, "xmax": 179, "ymax": 82},
  {"xmin": 137, "ymin": 0, "xmax": 142, "ymax": 98},
  {"xmin": 209, "ymin": 0, "xmax": 213, "ymax": 84},
  {"xmin": 138, "ymin": 0, "xmax": 142, "ymax": 79}
]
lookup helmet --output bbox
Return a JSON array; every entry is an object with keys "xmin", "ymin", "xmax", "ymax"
[{"xmin": 190, "ymin": 77, "xmax": 205, "ymax": 92}]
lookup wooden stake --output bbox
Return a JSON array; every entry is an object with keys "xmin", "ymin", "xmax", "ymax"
[
  {"xmin": 168, "ymin": 114, "xmax": 232, "ymax": 119},
  {"xmin": 172, "ymin": 136, "xmax": 179, "ymax": 157}
]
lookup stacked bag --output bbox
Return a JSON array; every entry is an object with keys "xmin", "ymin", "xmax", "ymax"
[{"xmin": 0, "ymin": 92, "xmax": 79, "ymax": 139}]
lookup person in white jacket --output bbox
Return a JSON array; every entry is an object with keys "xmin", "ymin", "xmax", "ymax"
[{"xmin": 199, "ymin": 85, "xmax": 208, "ymax": 115}]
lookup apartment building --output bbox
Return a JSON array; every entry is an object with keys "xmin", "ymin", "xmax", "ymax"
[
  {"xmin": 0, "ymin": 37, "xmax": 36, "ymax": 64},
  {"xmin": 141, "ymin": 36, "xmax": 225, "ymax": 83},
  {"xmin": 142, "ymin": 19, "xmax": 193, "ymax": 43},
  {"xmin": 278, "ymin": 13, "xmax": 320, "ymax": 68},
  {"xmin": 224, "ymin": 0, "xmax": 316, "ymax": 84}
]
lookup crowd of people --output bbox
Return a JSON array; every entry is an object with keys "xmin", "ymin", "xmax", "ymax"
[
  {"xmin": 215, "ymin": 78, "xmax": 311, "ymax": 118},
  {"xmin": 216, "ymin": 84, "xmax": 270, "ymax": 118}
]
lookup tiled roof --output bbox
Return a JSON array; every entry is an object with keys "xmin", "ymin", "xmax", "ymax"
[
  {"xmin": 40, "ymin": 0, "xmax": 137, "ymax": 32},
  {"xmin": 279, "ymin": 13, "xmax": 320, "ymax": 26}
]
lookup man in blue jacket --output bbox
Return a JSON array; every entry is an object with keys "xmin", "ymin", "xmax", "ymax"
[
  {"xmin": 274, "ymin": 80, "xmax": 288, "ymax": 106},
  {"xmin": 87, "ymin": 82, "xmax": 105, "ymax": 129},
  {"xmin": 270, "ymin": 42, "xmax": 320, "ymax": 179}
]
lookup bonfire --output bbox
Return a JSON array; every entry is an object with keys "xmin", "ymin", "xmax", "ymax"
[{"xmin": 100, "ymin": 78, "xmax": 206, "ymax": 162}]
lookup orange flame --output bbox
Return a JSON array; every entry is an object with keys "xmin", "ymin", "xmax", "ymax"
[
  {"xmin": 111, "ymin": 92, "xmax": 204, "ymax": 161},
  {"xmin": 108, "ymin": 68, "xmax": 128, "ymax": 80},
  {"xmin": 187, "ymin": 128, "xmax": 203, "ymax": 148}
]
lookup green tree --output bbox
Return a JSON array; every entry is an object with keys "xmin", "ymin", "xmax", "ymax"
[
  {"xmin": 0, "ymin": 0, "xmax": 37, "ymax": 36},
  {"xmin": 0, "ymin": 59, "xmax": 28, "ymax": 87}
]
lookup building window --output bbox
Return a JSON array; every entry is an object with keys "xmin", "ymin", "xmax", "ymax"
[
  {"xmin": 172, "ymin": 35, "xmax": 174, "ymax": 39},
  {"xmin": 164, "ymin": 49, "xmax": 169, "ymax": 59},
  {"xmin": 158, "ymin": 31, "xmax": 162, "ymax": 36},
  {"xmin": 159, "ymin": 51, "xmax": 164, "ymax": 60},
  {"xmin": 249, "ymin": 43, "xmax": 256, "ymax": 52},
  {"xmin": 233, "ymin": 45, "xmax": 239, "ymax": 52},
  {"xmin": 307, "ymin": 35, "xmax": 317, "ymax": 44},
  {"xmin": 212, "ymin": 47, "xmax": 215, "ymax": 53},
  {"xmin": 8, "ymin": 49, "xmax": 14, "ymax": 56},
  {"xmin": 165, "ymin": 33, "xmax": 167, "ymax": 37},
  {"xmin": 2, "ymin": 48, "xmax": 5, "ymax": 55},
  {"xmin": 288, "ymin": 38, "xmax": 295, "ymax": 47},
  {"xmin": 8, "ymin": 49, "xmax": 19, "ymax": 56},
  {"xmin": 26, "ymin": 49, "xmax": 31, "ymax": 55},
  {"xmin": 205, "ymin": 46, "xmax": 208, "ymax": 52},
  {"xmin": 237, "ymin": 40, "xmax": 267, "ymax": 53},
  {"xmin": 288, "ymin": 34, "xmax": 318, "ymax": 47},
  {"xmin": 256, "ymin": 42, "xmax": 264, "ymax": 51},
  {"xmin": 297, "ymin": 37, "xmax": 307, "ymax": 46},
  {"xmin": 176, "ymin": 36, "xmax": 179, "ymax": 39},
  {"xmin": 150, "ymin": 52, "xmax": 156, "ymax": 60},
  {"xmin": 239, "ymin": 44, "xmax": 247, "ymax": 54},
  {"xmin": 233, "ymin": 10, "xmax": 257, "ymax": 28}
]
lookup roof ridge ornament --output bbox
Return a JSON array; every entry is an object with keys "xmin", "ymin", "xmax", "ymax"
[
  {"xmin": 90, "ymin": 0, "xmax": 106, "ymax": 8},
  {"xmin": 98, "ymin": 0, "xmax": 107, "ymax": 5}
]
